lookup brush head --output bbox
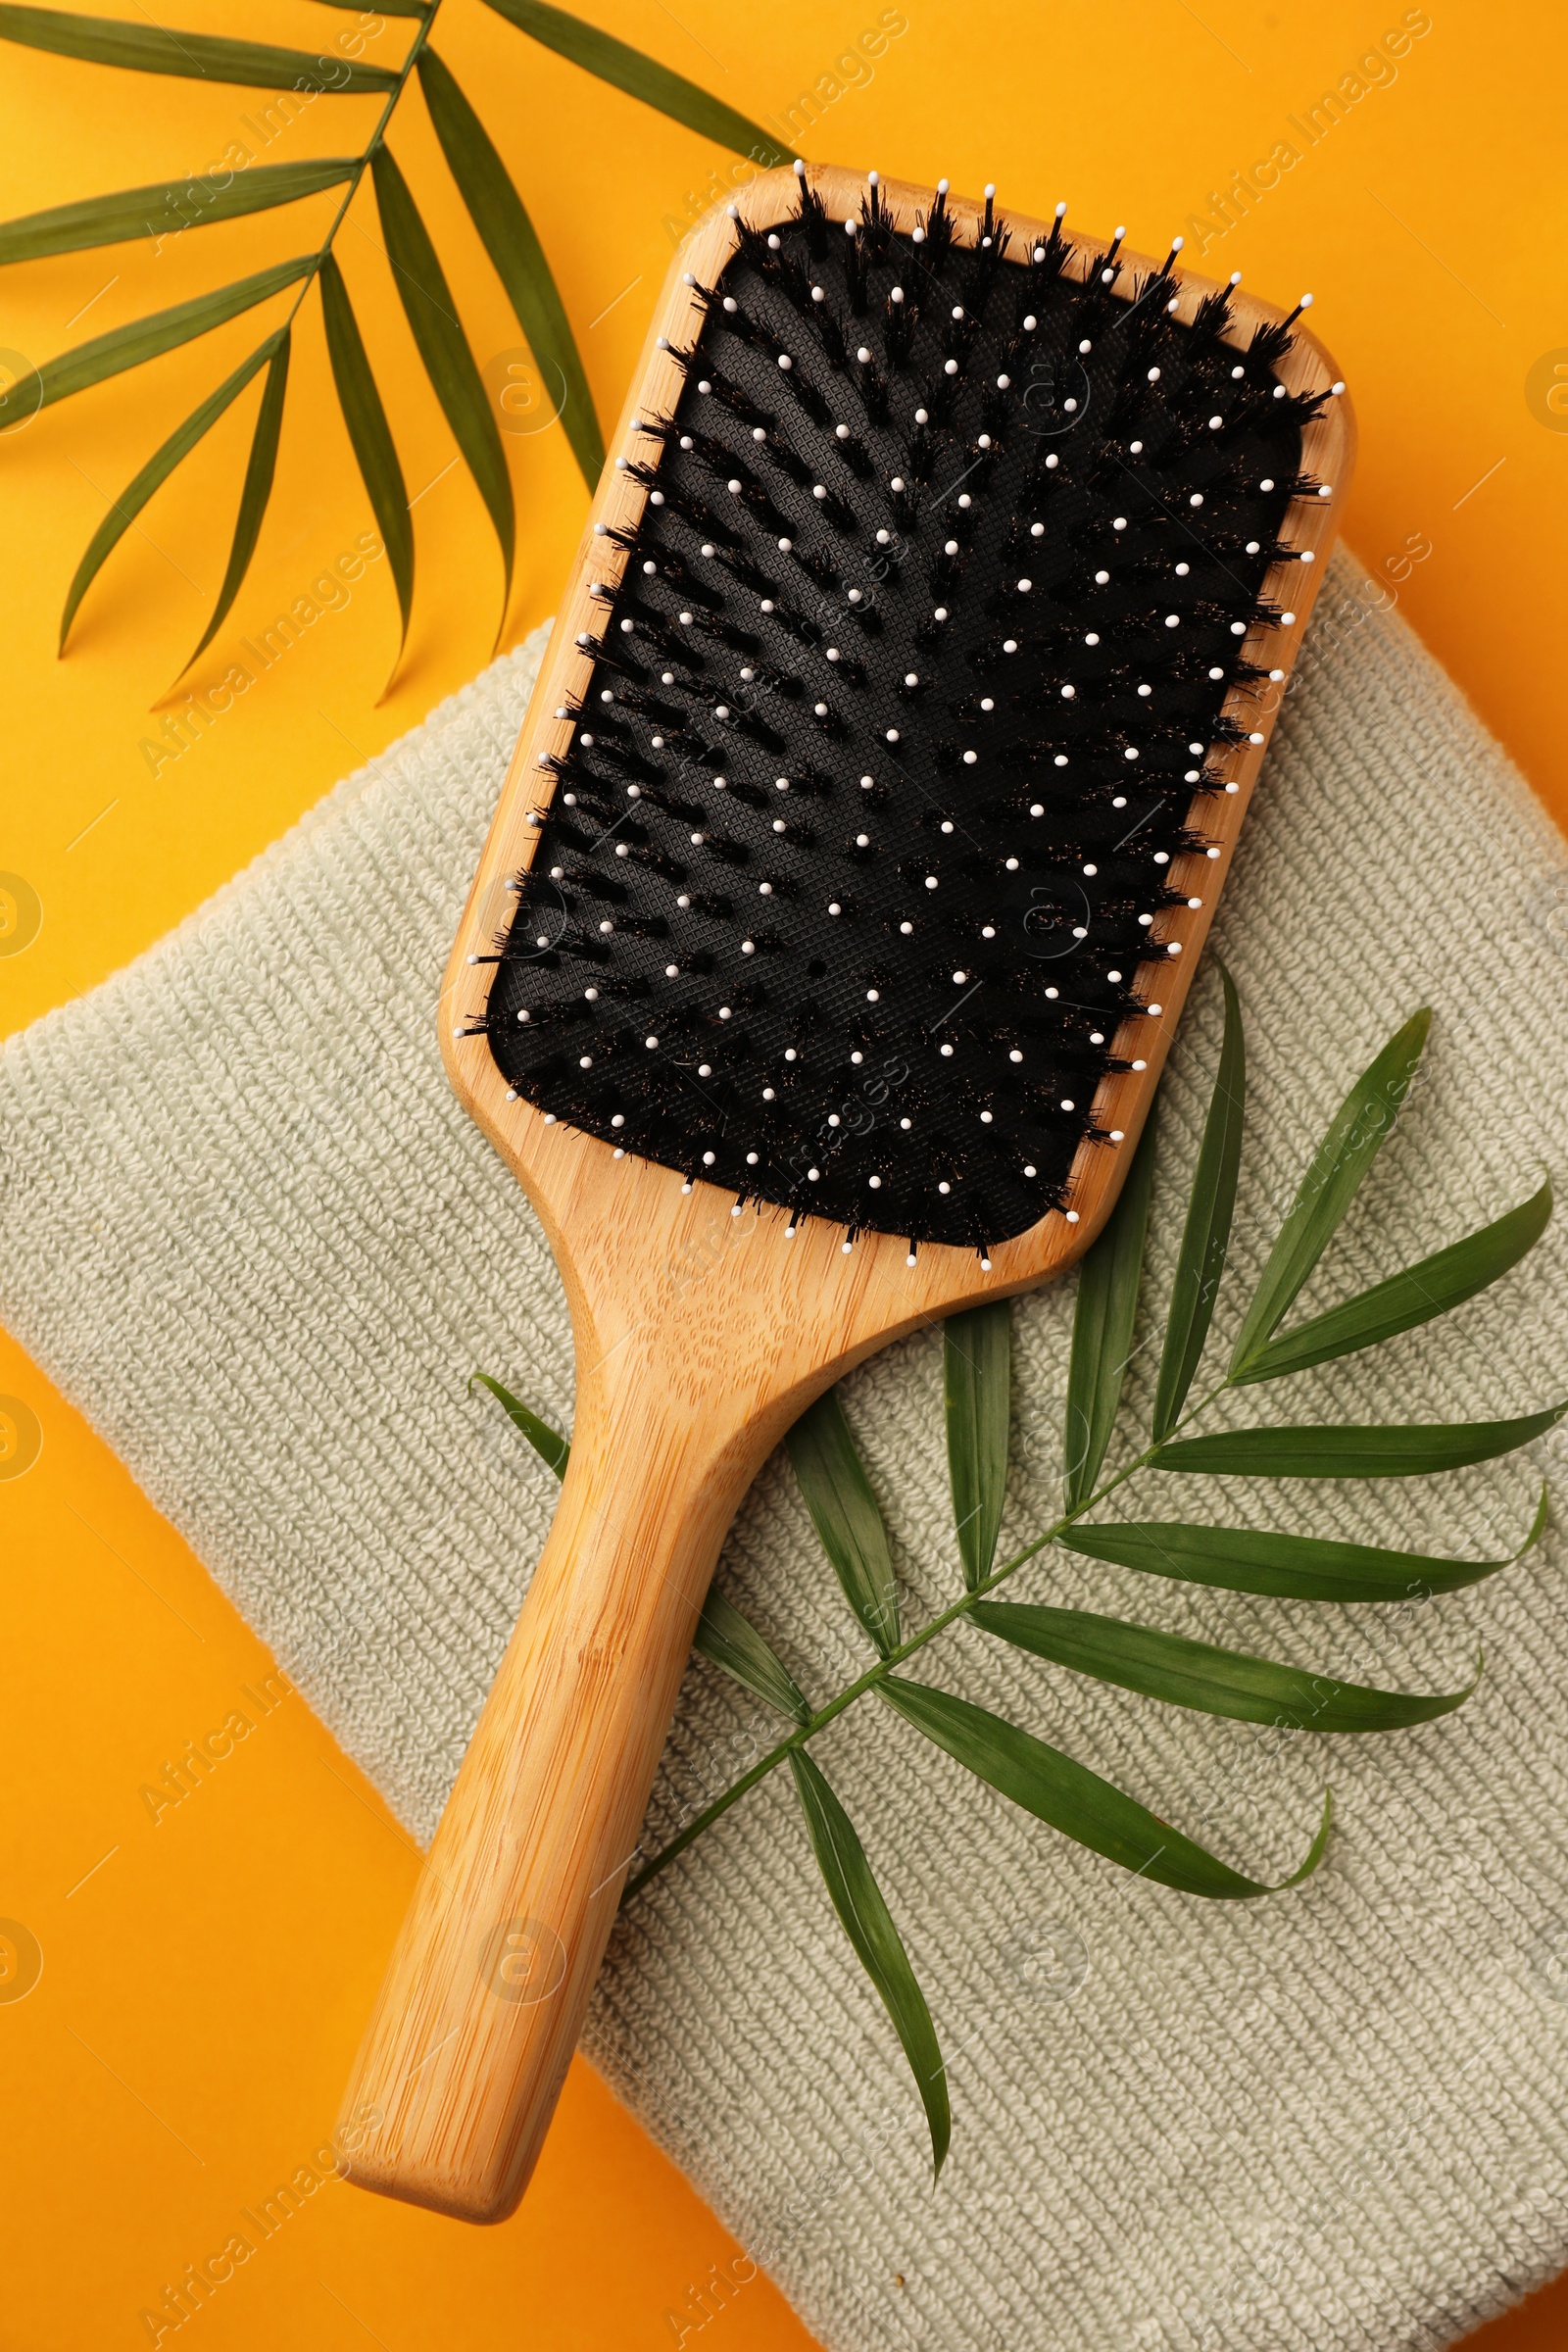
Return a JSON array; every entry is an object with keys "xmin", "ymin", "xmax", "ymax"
[{"xmin": 475, "ymin": 172, "xmax": 1334, "ymax": 1253}]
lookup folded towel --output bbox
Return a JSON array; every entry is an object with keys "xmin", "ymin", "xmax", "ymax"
[{"xmin": 5, "ymin": 550, "xmax": 1567, "ymax": 2351}]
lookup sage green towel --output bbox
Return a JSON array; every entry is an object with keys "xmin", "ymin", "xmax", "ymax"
[{"xmin": 4, "ymin": 551, "xmax": 1567, "ymax": 2351}]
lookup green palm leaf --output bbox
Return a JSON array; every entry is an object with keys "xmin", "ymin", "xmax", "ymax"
[
  {"xmin": 1230, "ymin": 1010, "xmax": 1431, "ymax": 1374},
  {"xmin": 1152, "ymin": 965, "xmax": 1245, "ymax": 1439},
  {"xmin": 0, "ymin": 158, "xmax": 356, "ymax": 266},
  {"xmin": 1059, "ymin": 1491, "xmax": 1548, "ymax": 1600},
  {"xmin": 880, "ymin": 1675, "xmax": 1332, "ymax": 1898},
  {"xmin": 1234, "ymin": 1179, "xmax": 1553, "ymax": 1386},
  {"xmin": 787, "ymin": 1390, "xmax": 900, "ymax": 1654},
  {"xmin": 944, "ymin": 1300, "xmax": 1010, "ymax": 1590},
  {"xmin": 58, "ymin": 332, "xmax": 279, "ymax": 651},
  {"xmin": 179, "ymin": 327, "xmax": 290, "ymax": 671},
  {"xmin": 416, "ymin": 48, "xmax": 603, "ymax": 491},
  {"xmin": 788, "ymin": 1748, "xmax": 949, "ymax": 2176},
  {"xmin": 694, "ymin": 1587, "xmax": 809, "ymax": 1726},
  {"xmin": 319, "ymin": 253, "xmax": 414, "ymax": 686},
  {"xmin": 969, "ymin": 1599, "xmax": 1477, "ymax": 1731},
  {"xmin": 370, "ymin": 144, "xmax": 514, "ymax": 626},
  {"xmin": 1151, "ymin": 1402, "xmax": 1566, "ymax": 1479},
  {"xmin": 478, "ymin": 0, "xmax": 794, "ymax": 167},
  {"xmin": 0, "ymin": 5, "xmax": 398, "ymax": 87},
  {"xmin": 1063, "ymin": 1106, "xmax": 1158, "ymax": 1507},
  {"xmin": 37, "ymin": 254, "xmax": 315, "ymax": 410},
  {"xmin": 469, "ymin": 1372, "xmax": 569, "ymax": 1475}
]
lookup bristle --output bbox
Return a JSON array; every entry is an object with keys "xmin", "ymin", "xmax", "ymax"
[{"xmin": 486, "ymin": 178, "xmax": 1314, "ymax": 1250}]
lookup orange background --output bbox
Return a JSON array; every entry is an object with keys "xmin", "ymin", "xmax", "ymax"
[{"xmin": 2, "ymin": 2, "xmax": 1565, "ymax": 2344}]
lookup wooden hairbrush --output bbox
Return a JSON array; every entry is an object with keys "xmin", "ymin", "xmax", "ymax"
[{"xmin": 339, "ymin": 161, "xmax": 1351, "ymax": 2220}]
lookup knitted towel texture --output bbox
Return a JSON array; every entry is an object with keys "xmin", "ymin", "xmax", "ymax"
[{"xmin": 4, "ymin": 550, "xmax": 1568, "ymax": 2351}]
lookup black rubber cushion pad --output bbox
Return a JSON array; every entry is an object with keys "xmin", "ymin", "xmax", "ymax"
[{"xmin": 485, "ymin": 185, "xmax": 1312, "ymax": 1250}]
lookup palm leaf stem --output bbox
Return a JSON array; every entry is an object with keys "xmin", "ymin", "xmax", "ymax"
[
  {"xmin": 620, "ymin": 1373, "xmax": 1237, "ymax": 1901},
  {"xmin": 271, "ymin": 0, "xmax": 445, "ymax": 340}
]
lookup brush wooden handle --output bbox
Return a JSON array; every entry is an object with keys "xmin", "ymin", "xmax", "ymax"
[{"xmin": 338, "ymin": 1338, "xmax": 775, "ymax": 2221}]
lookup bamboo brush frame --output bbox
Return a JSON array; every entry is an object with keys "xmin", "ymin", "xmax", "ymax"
[{"xmin": 339, "ymin": 163, "xmax": 1353, "ymax": 2223}]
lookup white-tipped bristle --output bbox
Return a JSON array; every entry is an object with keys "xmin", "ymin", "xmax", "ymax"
[{"xmin": 1054, "ymin": 200, "xmax": 1066, "ymax": 218}]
